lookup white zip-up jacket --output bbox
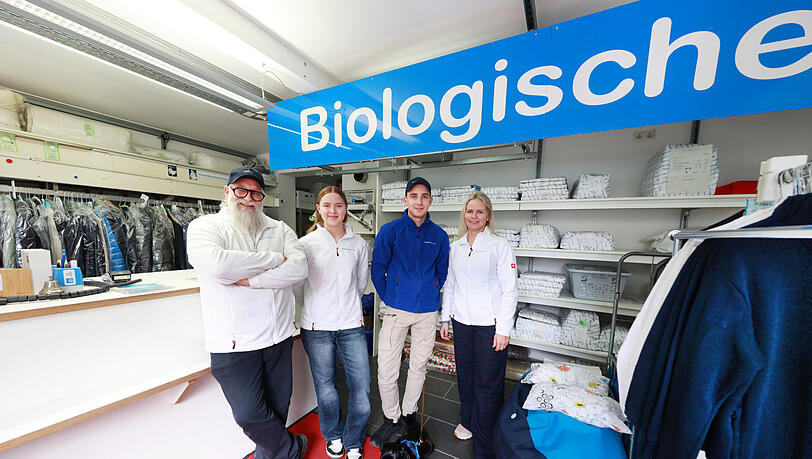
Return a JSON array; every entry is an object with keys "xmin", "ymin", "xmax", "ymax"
[
  {"xmin": 295, "ymin": 224, "xmax": 369, "ymax": 331},
  {"xmin": 440, "ymin": 229, "xmax": 518, "ymax": 336},
  {"xmin": 187, "ymin": 209, "xmax": 308, "ymax": 353}
]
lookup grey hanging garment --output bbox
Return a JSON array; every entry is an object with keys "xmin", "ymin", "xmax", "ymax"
[
  {"xmin": 149, "ymin": 204, "xmax": 175, "ymax": 271},
  {"xmin": 0, "ymin": 194, "xmax": 17, "ymax": 267},
  {"xmin": 125, "ymin": 202, "xmax": 153, "ymax": 273},
  {"xmin": 33, "ymin": 199, "xmax": 63, "ymax": 265},
  {"xmin": 62, "ymin": 211, "xmax": 85, "ymax": 274}
]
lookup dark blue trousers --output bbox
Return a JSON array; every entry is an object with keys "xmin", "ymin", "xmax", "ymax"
[
  {"xmin": 453, "ymin": 319, "xmax": 508, "ymax": 459},
  {"xmin": 210, "ymin": 337, "xmax": 301, "ymax": 459}
]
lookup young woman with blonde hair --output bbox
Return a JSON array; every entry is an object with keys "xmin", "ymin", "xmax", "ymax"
[
  {"xmin": 439, "ymin": 190, "xmax": 518, "ymax": 458},
  {"xmin": 296, "ymin": 186, "xmax": 370, "ymax": 459}
]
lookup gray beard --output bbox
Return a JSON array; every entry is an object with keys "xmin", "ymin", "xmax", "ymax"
[{"xmin": 222, "ymin": 199, "xmax": 264, "ymax": 235}]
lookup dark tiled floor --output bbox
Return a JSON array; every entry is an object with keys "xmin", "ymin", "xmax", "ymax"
[{"xmin": 329, "ymin": 356, "xmax": 519, "ymax": 458}]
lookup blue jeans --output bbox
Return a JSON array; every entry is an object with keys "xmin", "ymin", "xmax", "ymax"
[{"xmin": 301, "ymin": 327, "xmax": 371, "ymax": 450}]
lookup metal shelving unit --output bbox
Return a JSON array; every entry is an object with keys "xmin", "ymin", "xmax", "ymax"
[{"xmin": 518, "ymin": 292, "xmax": 643, "ymax": 317}]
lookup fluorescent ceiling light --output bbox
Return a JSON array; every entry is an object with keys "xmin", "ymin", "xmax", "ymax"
[
  {"xmin": 0, "ymin": 19, "xmax": 235, "ymax": 114},
  {"xmin": 0, "ymin": 0, "xmax": 270, "ymax": 113}
]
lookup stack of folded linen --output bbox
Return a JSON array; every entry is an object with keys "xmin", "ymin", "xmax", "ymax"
[
  {"xmin": 559, "ymin": 231, "xmax": 615, "ymax": 251},
  {"xmin": 517, "ymin": 271, "xmax": 567, "ymax": 298},
  {"xmin": 437, "ymin": 185, "xmax": 477, "ymax": 203},
  {"xmin": 591, "ymin": 325, "xmax": 630, "ymax": 353},
  {"xmin": 519, "ymin": 223, "xmax": 561, "ymax": 248},
  {"xmin": 559, "ymin": 310, "xmax": 602, "ymax": 350},
  {"xmin": 513, "ymin": 306, "xmax": 562, "ymax": 344},
  {"xmin": 571, "ymin": 173, "xmax": 611, "ymax": 199},
  {"xmin": 381, "ymin": 181, "xmax": 408, "ymax": 204},
  {"xmin": 519, "ymin": 177, "xmax": 569, "ymax": 200},
  {"xmin": 494, "ymin": 228, "xmax": 521, "ymax": 247},
  {"xmin": 480, "ymin": 186, "xmax": 519, "ymax": 201},
  {"xmin": 641, "ymin": 144, "xmax": 719, "ymax": 197}
]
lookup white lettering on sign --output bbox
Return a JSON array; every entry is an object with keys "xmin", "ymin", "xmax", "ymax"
[
  {"xmin": 297, "ymin": 10, "xmax": 811, "ymax": 152},
  {"xmin": 736, "ymin": 10, "xmax": 812, "ymax": 80}
]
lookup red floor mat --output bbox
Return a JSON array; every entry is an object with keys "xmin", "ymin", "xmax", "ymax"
[{"xmin": 289, "ymin": 412, "xmax": 381, "ymax": 459}]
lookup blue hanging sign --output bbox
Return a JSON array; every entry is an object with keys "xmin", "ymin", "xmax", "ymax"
[{"xmin": 267, "ymin": 0, "xmax": 812, "ymax": 170}]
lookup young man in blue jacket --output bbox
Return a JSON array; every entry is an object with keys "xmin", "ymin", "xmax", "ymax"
[{"xmin": 369, "ymin": 177, "xmax": 450, "ymax": 448}]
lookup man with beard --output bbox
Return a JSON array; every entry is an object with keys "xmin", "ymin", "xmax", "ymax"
[{"xmin": 187, "ymin": 166, "xmax": 309, "ymax": 459}]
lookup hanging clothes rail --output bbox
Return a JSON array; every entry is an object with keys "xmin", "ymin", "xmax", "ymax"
[{"xmin": 0, "ymin": 184, "xmax": 220, "ymax": 210}]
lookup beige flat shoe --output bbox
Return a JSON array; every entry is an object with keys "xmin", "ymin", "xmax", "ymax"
[{"xmin": 454, "ymin": 423, "xmax": 473, "ymax": 440}]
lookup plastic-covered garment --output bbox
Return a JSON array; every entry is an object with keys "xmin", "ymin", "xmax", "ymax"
[
  {"xmin": 14, "ymin": 198, "xmax": 41, "ymax": 267},
  {"xmin": 33, "ymin": 201, "xmax": 63, "ymax": 265},
  {"xmin": 62, "ymin": 212, "xmax": 86, "ymax": 274},
  {"xmin": 74, "ymin": 206, "xmax": 109, "ymax": 276},
  {"xmin": 0, "ymin": 195, "xmax": 17, "ymax": 267},
  {"xmin": 149, "ymin": 205, "xmax": 175, "ymax": 271},
  {"xmin": 94, "ymin": 198, "xmax": 132, "ymax": 271},
  {"xmin": 125, "ymin": 203, "xmax": 153, "ymax": 273},
  {"xmin": 167, "ymin": 206, "xmax": 191, "ymax": 270}
]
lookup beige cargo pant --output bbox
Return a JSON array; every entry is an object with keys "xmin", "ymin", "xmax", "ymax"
[{"xmin": 376, "ymin": 306, "xmax": 437, "ymax": 422}]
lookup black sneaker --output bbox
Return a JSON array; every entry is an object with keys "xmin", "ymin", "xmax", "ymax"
[
  {"xmin": 370, "ymin": 418, "xmax": 397, "ymax": 448},
  {"xmin": 403, "ymin": 412, "xmax": 420, "ymax": 431},
  {"xmin": 386, "ymin": 417, "xmax": 409, "ymax": 444},
  {"xmin": 295, "ymin": 434, "xmax": 308, "ymax": 459}
]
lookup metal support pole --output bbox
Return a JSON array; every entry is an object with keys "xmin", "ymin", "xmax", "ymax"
[{"xmin": 690, "ymin": 120, "xmax": 701, "ymax": 144}]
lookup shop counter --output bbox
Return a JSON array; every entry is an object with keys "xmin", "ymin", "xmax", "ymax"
[{"xmin": 0, "ymin": 270, "xmax": 316, "ymax": 457}]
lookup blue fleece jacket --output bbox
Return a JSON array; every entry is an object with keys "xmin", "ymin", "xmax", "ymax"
[
  {"xmin": 627, "ymin": 195, "xmax": 812, "ymax": 459},
  {"xmin": 371, "ymin": 210, "xmax": 450, "ymax": 313}
]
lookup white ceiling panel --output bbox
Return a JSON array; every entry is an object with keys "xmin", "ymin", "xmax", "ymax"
[{"xmin": 230, "ymin": 0, "xmax": 528, "ymax": 83}]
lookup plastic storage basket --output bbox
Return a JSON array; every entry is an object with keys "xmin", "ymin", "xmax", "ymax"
[{"xmin": 565, "ymin": 264, "xmax": 631, "ymax": 302}]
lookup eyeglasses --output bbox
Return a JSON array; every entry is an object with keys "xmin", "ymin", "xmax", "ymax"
[{"xmin": 229, "ymin": 186, "xmax": 266, "ymax": 202}]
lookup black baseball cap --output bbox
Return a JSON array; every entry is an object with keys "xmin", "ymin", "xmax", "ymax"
[
  {"xmin": 405, "ymin": 176, "xmax": 431, "ymax": 195},
  {"xmin": 228, "ymin": 166, "xmax": 266, "ymax": 188}
]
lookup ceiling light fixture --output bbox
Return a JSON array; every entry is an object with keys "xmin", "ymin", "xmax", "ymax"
[{"xmin": 0, "ymin": 0, "xmax": 278, "ymax": 118}]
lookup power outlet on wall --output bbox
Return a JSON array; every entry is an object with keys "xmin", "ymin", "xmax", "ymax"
[{"xmin": 633, "ymin": 129, "xmax": 656, "ymax": 142}]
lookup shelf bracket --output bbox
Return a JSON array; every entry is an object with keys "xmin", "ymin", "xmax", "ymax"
[
  {"xmin": 173, "ymin": 378, "xmax": 197, "ymax": 405},
  {"xmin": 679, "ymin": 209, "xmax": 692, "ymax": 229}
]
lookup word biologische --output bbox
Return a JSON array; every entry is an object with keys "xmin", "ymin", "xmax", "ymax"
[{"xmin": 299, "ymin": 10, "xmax": 812, "ymax": 152}]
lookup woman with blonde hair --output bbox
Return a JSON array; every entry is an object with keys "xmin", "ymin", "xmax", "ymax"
[
  {"xmin": 296, "ymin": 186, "xmax": 370, "ymax": 459},
  {"xmin": 439, "ymin": 190, "xmax": 518, "ymax": 458}
]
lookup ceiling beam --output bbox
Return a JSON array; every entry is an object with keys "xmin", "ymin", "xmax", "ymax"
[{"xmin": 523, "ymin": 0, "xmax": 538, "ymax": 31}]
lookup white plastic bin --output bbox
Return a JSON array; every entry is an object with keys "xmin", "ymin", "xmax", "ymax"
[{"xmin": 565, "ymin": 264, "xmax": 631, "ymax": 302}]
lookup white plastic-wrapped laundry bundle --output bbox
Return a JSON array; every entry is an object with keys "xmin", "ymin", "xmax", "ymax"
[
  {"xmin": 437, "ymin": 185, "xmax": 476, "ymax": 203},
  {"xmin": 494, "ymin": 228, "xmax": 520, "ymax": 247},
  {"xmin": 188, "ymin": 152, "xmax": 243, "ymax": 173},
  {"xmin": 0, "ymin": 88, "xmax": 25, "ymax": 131},
  {"xmin": 559, "ymin": 309, "xmax": 601, "ymax": 350},
  {"xmin": 559, "ymin": 231, "xmax": 615, "ymax": 251},
  {"xmin": 513, "ymin": 316, "xmax": 562, "ymax": 344},
  {"xmin": 132, "ymin": 146, "xmax": 190, "ymax": 165},
  {"xmin": 571, "ymin": 173, "xmax": 610, "ymax": 199},
  {"xmin": 519, "ymin": 177, "xmax": 569, "ymax": 200},
  {"xmin": 591, "ymin": 325, "xmax": 629, "ymax": 352},
  {"xmin": 381, "ymin": 181, "xmax": 408, "ymax": 203},
  {"xmin": 480, "ymin": 186, "xmax": 519, "ymax": 201},
  {"xmin": 641, "ymin": 144, "xmax": 719, "ymax": 196},
  {"xmin": 519, "ymin": 223, "xmax": 561, "ymax": 248},
  {"xmin": 517, "ymin": 271, "xmax": 567, "ymax": 298},
  {"xmin": 439, "ymin": 224, "xmax": 457, "ymax": 238},
  {"xmin": 517, "ymin": 305, "xmax": 561, "ymax": 324},
  {"xmin": 24, "ymin": 105, "xmax": 133, "ymax": 152}
]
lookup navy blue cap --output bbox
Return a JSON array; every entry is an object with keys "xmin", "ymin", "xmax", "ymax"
[
  {"xmin": 405, "ymin": 176, "xmax": 431, "ymax": 195},
  {"xmin": 228, "ymin": 166, "xmax": 266, "ymax": 188}
]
